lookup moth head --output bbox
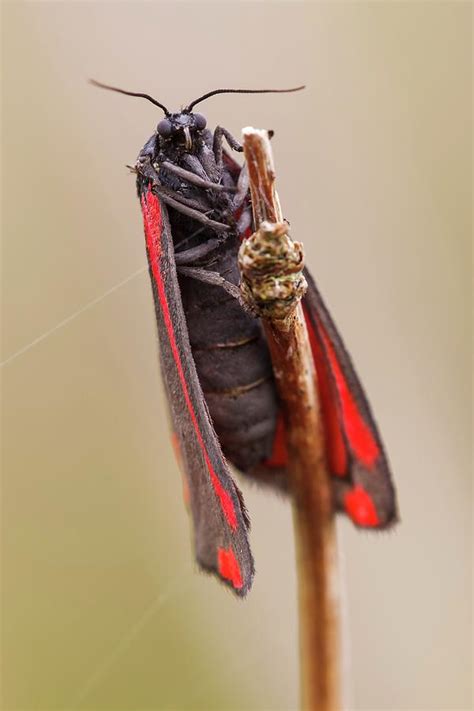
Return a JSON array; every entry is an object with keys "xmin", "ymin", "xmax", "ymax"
[
  {"xmin": 90, "ymin": 80, "xmax": 305, "ymax": 152},
  {"xmin": 156, "ymin": 112, "xmax": 207, "ymax": 150}
]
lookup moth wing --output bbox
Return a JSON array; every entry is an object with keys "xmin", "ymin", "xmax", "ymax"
[
  {"xmin": 302, "ymin": 269, "xmax": 398, "ymax": 528},
  {"xmin": 225, "ymin": 150, "xmax": 397, "ymax": 528},
  {"xmin": 140, "ymin": 183, "xmax": 254, "ymax": 595}
]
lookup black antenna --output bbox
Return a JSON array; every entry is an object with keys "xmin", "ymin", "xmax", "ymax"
[
  {"xmin": 185, "ymin": 85, "xmax": 305, "ymax": 112},
  {"xmin": 90, "ymin": 79, "xmax": 170, "ymax": 115}
]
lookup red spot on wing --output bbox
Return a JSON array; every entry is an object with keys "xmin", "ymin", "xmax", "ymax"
[
  {"xmin": 142, "ymin": 188, "xmax": 237, "ymax": 531},
  {"xmin": 317, "ymin": 321, "xmax": 380, "ymax": 469},
  {"xmin": 218, "ymin": 547, "xmax": 243, "ymax": 590},
  {"xmin": 263, "ymin": 411, "xmax": 289, "ymax": 468},
  {"xmin": 344, "ymin": 485, "xmax": 380, "ymax": 527},
  {"xmin": 304, "ymin": 306, "xmax": 348, "ymax": 475}
]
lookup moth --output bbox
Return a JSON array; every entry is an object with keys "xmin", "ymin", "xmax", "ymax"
[{"xmin": 93, "ymin": 81, "xmax": 398, "ymax": 596}]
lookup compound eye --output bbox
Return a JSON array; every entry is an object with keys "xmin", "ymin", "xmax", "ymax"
[
  {"xmin": 194, "ymin": 113, "xmax": 207, "ymax": 130},
  {"xmin": 157, "ymin": 119, "xmax": 173, "ymax": 138}
]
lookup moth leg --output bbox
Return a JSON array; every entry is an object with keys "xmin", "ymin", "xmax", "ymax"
[
  {"xmin": 154, "ymin": 184, "xmax": 213, "ymax": 214},
  {"xmin": 174, "ymin": 239, "xmax": 222, "ymax": 266},
  {"xmin": 153, "ymin": 185, "xmax": 231, "ymax": 233},
  {"xmin": 177, "ymin": 266, "xmax": 248, "ymax": 307},
  {"xmin": 136, "ymin": 153, "xmax": 160, "ymax": 185},
  {"xmin": 181, "ymin": 153, "xmax": 212, "ymax": 182},
  {"xmin": 196, "ymin": 143, "xmax": 220, "ymax": 184},
  {"xmin": 159, "ymin": 160, "xmax": 235, "ymax": 194},
  {"xmin": 213, "ymin": 127, "xmax": 243, "ymax": 172},
  {"xmin": 181, "ymin": 154, "xmax": 235, "ymax": 215},
  {"xmin": 196, "ymin": 132, "xmax": 224, "ymax": 185}
]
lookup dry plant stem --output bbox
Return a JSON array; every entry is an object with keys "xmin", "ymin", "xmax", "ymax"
[{"xmin": 241, "ymin": 128, "xmax": 341, "ymax": 711}]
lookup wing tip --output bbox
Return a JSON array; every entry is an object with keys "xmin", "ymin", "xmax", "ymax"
[
  {"xmin": 335, "ymin": 481, "xmax": 398, "ymax": 530},
  {"xmin": 197, "ymin": 547, "xmax": 255, "ymax": 598}
]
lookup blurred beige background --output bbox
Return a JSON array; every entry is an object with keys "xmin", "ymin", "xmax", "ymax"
[{"xmin": 1, "ymin": 2, "xmax": 472, "ymax": 710}]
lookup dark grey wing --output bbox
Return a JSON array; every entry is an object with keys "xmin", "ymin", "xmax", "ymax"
[
  {"xmin": 303, "ymin": 269, "xmax": 398, "ymax": 529},
  {"xmin": 140, "ymin": 182, "xmax": 254, "ymax": 595}
]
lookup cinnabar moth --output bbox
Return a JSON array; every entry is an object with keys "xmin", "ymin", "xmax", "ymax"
[{"xmin": 93, "ymin": 80, "xmax": 398, "ymax": 596}]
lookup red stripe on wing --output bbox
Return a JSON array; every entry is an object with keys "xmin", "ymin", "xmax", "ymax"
[
  {"xmin": 303, "ymin": 304, "xmax": 348, "ymax": 476},
  {"xmin": 141, "ymin": 188, "xmax": 238, "ymax": 531},
  {"xmin": 316, "ymin": 319, "xmax": 380, "ymax": 469}
]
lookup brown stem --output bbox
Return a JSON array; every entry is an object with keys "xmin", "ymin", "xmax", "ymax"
[{"xmin": 241, "ymin": 128, "xmax": 341, "ymax": 711}]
